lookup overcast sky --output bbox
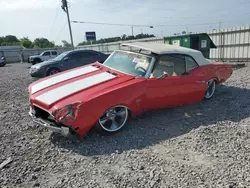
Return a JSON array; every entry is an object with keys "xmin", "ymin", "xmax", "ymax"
[{"xmin": 0, "ymin": 0, "xmax": 249, "ymax": 45}]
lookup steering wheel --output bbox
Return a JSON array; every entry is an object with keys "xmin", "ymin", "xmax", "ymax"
[{"xmin": 135, "ymin": 66, "xmax": 147, "ymax": 74}]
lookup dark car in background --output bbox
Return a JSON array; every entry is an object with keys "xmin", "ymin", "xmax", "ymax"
[
  {"xmin": 29, "ymin": 49, "xmax": 109, "ymax": 78},
  {"xmin": 0, "ymin": 56, "xmax": 6, "ymax": 67}
]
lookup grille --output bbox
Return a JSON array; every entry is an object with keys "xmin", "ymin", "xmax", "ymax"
[{"xmin": 33, "ymin": 106, "xmax": 51, "ymax": 119}]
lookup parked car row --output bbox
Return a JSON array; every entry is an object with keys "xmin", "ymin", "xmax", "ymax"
[{"xmin": 29, "ymin": 49, "xmax": 109, "ymax": 77}]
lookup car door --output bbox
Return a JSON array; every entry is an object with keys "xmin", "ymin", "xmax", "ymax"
[
  {"xmin": 144, "ymin": 76, "xmax": 183, "ymax": 110},
  {"xmin": 42, "ymin": 51, "xmax": 51, "ymax": 61},
  {"xmin": 179, "ymin": 55, "xmax": 207, "ymax": 105},
  {"xmin": 60, "ymin": 51, "xmax": 83, "ymax": 71},
  {"xmin": 78, "ymin": 51, "xmax": 102, "ymax": 65},
  {"xmin": 143, "ymin": 54, "xmax": 206, "ymax": 111},
  {"xmin": 51, "ymin": 51, "xmax": 58, "ymax": 59}
]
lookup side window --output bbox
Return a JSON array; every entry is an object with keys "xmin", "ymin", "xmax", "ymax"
[
  {"xmin": 42, "ymin": 51, "xmax": 51, "ymax": 56},
  {"xmin": 52, "ymin": 51, "xmax": 57, "ymax": 55},
  {"xmin": 152, "ymin": 55, "xmax": 186, "ymax": 77},
  {"xmin": 67, "ymin": 52, "xmax": 83, "ymax": 60},
  {"xmin": 82, "ymin": 51, "xmax": 99, "ymax": 57},
  {"xmin": 185, "ymin": 56, "xmax": 198, "ymax": 72}
]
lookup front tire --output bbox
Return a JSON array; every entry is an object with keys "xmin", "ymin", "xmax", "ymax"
[
  {"xmin": 95, "ymin": 105, "xmax": 129, "ymax": 134},
  {"xmin": 46, "ymin": 68, "xmax": 61, "ymax": 76},
  {"xmin": 204, "ymin": 79, "xmax": 216, "ymax": 99}
]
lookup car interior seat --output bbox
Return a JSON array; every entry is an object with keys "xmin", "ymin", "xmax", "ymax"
[
  {"xmin": 173, "ymin": 61, "xmax": 186, "ymax": 76},
  {"xmin": 152, "ymin": 60, "xmax": 176, "ymax": 77}
]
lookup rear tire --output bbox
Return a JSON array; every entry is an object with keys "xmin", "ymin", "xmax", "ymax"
[
  {"xmin": 204, "ymin": 79, "xmax": 216, "ymax": 99},
  {"xmin": 46, "ymin": 68, "xmax": 61, "ymax": 76}
]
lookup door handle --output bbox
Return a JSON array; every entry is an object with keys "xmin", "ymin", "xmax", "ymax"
[{"xmin": 196, "ymin": 81, "xmax": 205, "ymax": 83}]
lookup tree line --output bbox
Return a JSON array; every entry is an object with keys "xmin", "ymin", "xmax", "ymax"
[
  {"xmin": 78, "ymin": 34, "xmax": 155, "ymax": 46},
  {"xmin": 0, "ymin": 35, "xmax": 56, "ymax": 48},
  {"xmin": 0, "ymin": 33, "xmax": 155, "ymax": 49}
]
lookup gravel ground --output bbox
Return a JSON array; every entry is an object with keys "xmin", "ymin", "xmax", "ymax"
[{"xmin": 0, "ymin": 63, "xmax": 250, "ymax": 188}]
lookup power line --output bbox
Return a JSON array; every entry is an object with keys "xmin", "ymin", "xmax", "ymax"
[
  {"xmin": 55, "ymin": 22, "xmax": 67, "ymax": 42},
  {"xmin": 72, "ymin": 20, "xmax": 153, "ymax": 27},
  {"xmin": 72, "ymin": 20, "xmax": 231, "ymax": 28},
  {"xmin": 50, "ymin": 0, "xmax": 60, "ymax": 36}
]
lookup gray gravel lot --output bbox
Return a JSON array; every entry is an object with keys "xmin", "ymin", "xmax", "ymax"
[{"xmin": 0, "ymin": 63, "xmax": 250, "ymax": 188}]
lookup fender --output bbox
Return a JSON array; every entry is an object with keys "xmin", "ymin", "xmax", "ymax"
[{"xmin": 66, "ymin": 79, "xmax": 146, "ymax": 136}]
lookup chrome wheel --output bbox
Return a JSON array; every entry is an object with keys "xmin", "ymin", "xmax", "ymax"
[
  {"xmin": 205, "ymin": 79, "xmax": 216, "ymax": 99},
  {"xmin": 47, "ymin": 68, "xmax": 60, "ymax": 76},
  {"xmin": 98, "ymin": 106, "xmax": 128, "ymax": 132}
]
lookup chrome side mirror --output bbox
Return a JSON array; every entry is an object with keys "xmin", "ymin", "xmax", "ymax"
[
  {"xmin": 63, "ymin": 56, "xmax": 69, "ymax": 61},
  {"xmin": 157, "ymin": 72, "xmax": 168, "ymax": 79}
]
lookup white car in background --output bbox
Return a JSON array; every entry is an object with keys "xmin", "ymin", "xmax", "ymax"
[{"xmin": 28, "ymin": 50, "xmax": 58, "ymax": 65}]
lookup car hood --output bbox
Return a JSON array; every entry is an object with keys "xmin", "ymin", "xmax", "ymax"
[
  {"xmin": 31, "ymin": 59, "xmax": 58, "ymax": 68},
  {"xmin": 29, "ymin": 62, "xmax": 135, "ymax": 110},
  {"xmin": 29, "ymin": 55, "xmax": 40, "ymax": 59}
]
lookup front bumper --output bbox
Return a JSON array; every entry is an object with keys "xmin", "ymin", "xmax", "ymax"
[
  {"xmin": 29, "ymin": 107, "xmax": 70, "ymax": 136},
  {"xmin": 29, "ymin": 68, "xmax": 45, "ymax": 78},
  {"xmin": 0, "ymin": 63, "xmax": 5, "ymax": 67}
]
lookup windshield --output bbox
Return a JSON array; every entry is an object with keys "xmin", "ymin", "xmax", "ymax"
[
  {"xmin": 103, "ymin": 51, "xmax": 153, "ymax": 77},
  {"xmin": 53, "ymin": 52, "xmax": 69, "ymax": 61}
]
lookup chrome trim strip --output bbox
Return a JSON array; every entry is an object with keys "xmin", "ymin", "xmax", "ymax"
[
  {"xmin": 29, "ymin": 108, "xmax": 69, "ymax": 136},
  {"xmin": 145, "ymin": 57, "xmax": 156, "ymax": 79}
]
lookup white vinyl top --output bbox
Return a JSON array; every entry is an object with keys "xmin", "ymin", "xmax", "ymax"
[{"xmin": 121, "ymin": 42, "xmax": 211, "ymax": 66}]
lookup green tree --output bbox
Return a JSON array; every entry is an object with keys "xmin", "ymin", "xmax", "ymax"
[
  {"xmin": 20, "ymin": 37, "xmax": 33, "ymax": 48},
  {"xmin": 0, "ymin": 37, "xmax": 4, "ymax": 46},
  {"xmin": 33, "ymin": 38, "xmax": 55, "ymax": 48},
  {"xmin": 0, "ymin": 35, "xmax": 20, "ymax": 46},
  {"xmin": 121, "ymin": 34, "xmax": 127, "ymax": 40},
  {"xmin": 77, "ymin": 33, "xmax": 155, "ymax": 46},
  {"xmin": 62, "ymin": 40, "xmax": 72, "ymax": 48},
  {"xmin": 5, "ymin": 35, "xmax": 20, "ymax": 45}
]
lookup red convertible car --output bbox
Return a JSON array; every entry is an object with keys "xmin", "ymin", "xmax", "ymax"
[{"xmin": 28, "ymin": 42, "xmax": 233, "ymax": 137}]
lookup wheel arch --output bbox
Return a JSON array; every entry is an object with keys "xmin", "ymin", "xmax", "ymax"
[
  {"xmin": 45, "ymin": 67, "xmax": 61, "ymax": 76},
  {"xmin": 212, "ymin": 77, "xmax": 219, "ymax": 83},
  {"xmin": 99, "ymin": 104, "xmax": 133, "ymax": 119},
  {"xmin": 34, "ymin": 57, "xmax": 42, "ymax": 62},
  {"xmin": 70, "ymin": 80, "xmax": 145, "ymax": 136}
]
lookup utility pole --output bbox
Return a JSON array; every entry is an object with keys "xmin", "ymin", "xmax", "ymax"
[
  {"xmin": 61, "ymin": 0, "xmax": 74, "ymax": 49},
  {"xmin": 131, "ymin": 26, "xmax": 134, "ymax": 38},
  {"xmin": 219, "ymin": 21, "xmax": 222, "ymax": 60}
]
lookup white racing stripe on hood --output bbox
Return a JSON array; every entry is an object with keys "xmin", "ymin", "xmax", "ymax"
[
  {"xmin": 31, "ymin": 66, "xmax": 99, "ymax": 94},
  {"xmin": 35, "ymin": 72, "xmax": 116, "ymax": 105}
]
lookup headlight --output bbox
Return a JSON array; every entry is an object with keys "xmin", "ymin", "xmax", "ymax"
[{"xmin": 30, "ymin": 66, "xmax": 39, "ymax": 73}]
